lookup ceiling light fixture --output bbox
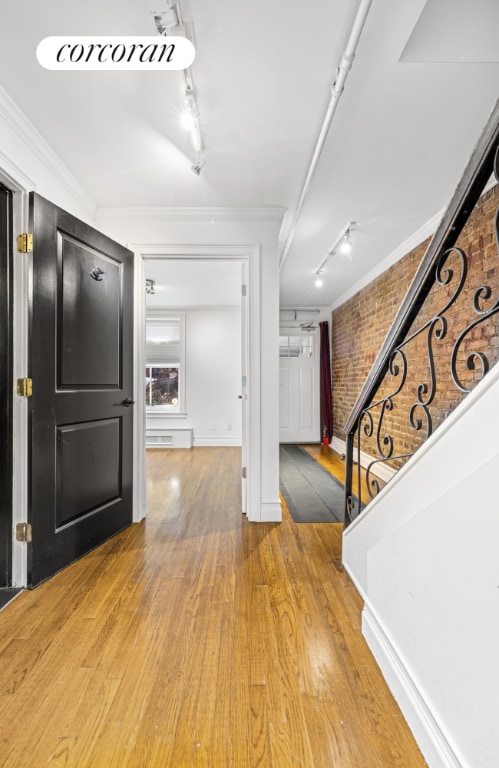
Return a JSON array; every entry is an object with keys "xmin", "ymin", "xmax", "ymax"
[
  {"xmin": 154, "ymin": 1, "xmax": 205, "ymax": 171},
  {"xmin": 339, "ymin": 229, "xmax": 353, "ymax": 255},
  {"xmin": 314, "ymin": 274, "xmax": 324, "ymax": 288},
  {"xmin": 190, "ymin": 157, "xmax": 205, "ymax": 176},
  {"xmin": 313, "ymin": 220, "xmax": 357, "ymax": 279},
  {"xmin": 153, "ymin": 0, "xmax": 182, "ymax": 34},
  {"xmin": 182, "ymin": 87, "xmax": 203, "ymax": 154}
]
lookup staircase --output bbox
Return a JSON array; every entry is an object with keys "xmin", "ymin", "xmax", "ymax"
[{"xmin": 341, "ymin": 100, "xmax": 499, "ymax": 768}]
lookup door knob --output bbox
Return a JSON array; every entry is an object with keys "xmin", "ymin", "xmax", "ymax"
[{"xmin": 122, "ymin": 398, "xmax": 135, "ymax": 407}]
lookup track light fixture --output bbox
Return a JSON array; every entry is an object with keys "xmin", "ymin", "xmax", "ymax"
[
  {"xmin": 153, "ymin": 1, "xmax": 181, "ymax": 35},
  {"xmin": 312, "ymin": 221, "xmax": 357, "ymax": 286},
  {"xmin": 339, "ymin": 228, "xmax": 353, "ymax": 255},
  {"xmin": 190, "ymin": 157, "xmax": 205, "ymax": 176},
  {"xmin": 314, "ymin": 274, "xmax": 324, "ymax": 288},
  {"xmin": 182, "ymin": 88, "xmax": 203, "ymax": 154},
  {"xmin": 153, "ymin": 0, "xmax": 205, "ymax": 170}
]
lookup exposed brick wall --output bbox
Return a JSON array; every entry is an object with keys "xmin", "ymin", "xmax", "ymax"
[{"xmin": 332, "ymin": 183, "xmax": 499, "ymax": 468}]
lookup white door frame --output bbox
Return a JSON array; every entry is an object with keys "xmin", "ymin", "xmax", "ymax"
[
  {"xmin": 0, "ymin": 166, "xmax": 30, "ymax": 587},
  {"xmin": 131, "ymin": 243, "xmax": 261, "ymax": 523}
]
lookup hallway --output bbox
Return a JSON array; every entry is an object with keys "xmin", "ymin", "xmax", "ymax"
[{"xmin": 0, "ymin": 448, "xmax": 426, "ymax": 767}]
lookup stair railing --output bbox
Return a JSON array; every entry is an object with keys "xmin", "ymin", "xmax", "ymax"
[{"xmin": 343, "ymin": 99, "xmax": 499, "ymax": 527}]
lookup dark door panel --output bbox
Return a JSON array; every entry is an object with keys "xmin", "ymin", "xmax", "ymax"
[
  {"xmin": 28, "ymin": 193, "xmax": 134, "ymax": 587},
  {"xmin": 58, "ymin": 233, "xmax": 122, "ymax": 388},
  {"xmin": 56, "ymin": 418, "xmax": 122, "ymax": 528}
]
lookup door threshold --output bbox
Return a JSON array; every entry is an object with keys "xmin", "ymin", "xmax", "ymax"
[{"xmin": 0, "ymin": 587, "xmax": 22, "ymax": 611}]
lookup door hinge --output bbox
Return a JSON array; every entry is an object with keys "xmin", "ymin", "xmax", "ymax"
[
  {"xmin": 242, "ymin": 284, "xmax": 247, "ymax": 297},
  {"xmin": 17, "ymin": 233, "xmax": 33, "ymax": 253},
  {"xmin": 16, "ymin": 378, "xmax": 33, "ymax": 397},
  {"xmin": 16, "ymin": 523, "xmax": 32, "ymax": 542},
  {"xmin": 242, "ymin": 467, "xmax": 247, "ymax": 479}
]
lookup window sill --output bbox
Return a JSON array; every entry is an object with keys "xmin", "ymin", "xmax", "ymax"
[{"xmin": 146, "ymin": 410, "xmax": 187, "ymax": 420}]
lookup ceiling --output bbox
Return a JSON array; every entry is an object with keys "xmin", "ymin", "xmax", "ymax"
[{"xmin": 1, "ymin": 0, "xmax": 498, "ymax": 309}]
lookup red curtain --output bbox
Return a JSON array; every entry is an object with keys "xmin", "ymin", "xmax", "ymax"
[{"xmin": 319, "ymin": 321, "xmax": 333, "ymax": 443}]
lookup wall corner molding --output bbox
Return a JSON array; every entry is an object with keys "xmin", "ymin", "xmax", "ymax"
[
  {"xmin": 96, "ymin": 205, "xmax": 287, "ymax": 223},
  {"xmin": 332, "ymin": 179, "xmax": 498, "ymax": 312},
  {"xmin": 363, "ymin": 603, "xmax": 463, "ymax": 768},
  {"xmin": 0, "ymin": 84, "xmax": 96, "ymax": 217},
  {"xmin": 332, "ymin": 210, "xmax": 442, "ymax": 310}
]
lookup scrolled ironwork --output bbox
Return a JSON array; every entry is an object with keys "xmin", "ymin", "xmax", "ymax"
[
  {"xmin": 375, "ymin": 399, "xmax": 394, "ymax": 459},
  {"xmin": 343, "ymin": 106, "xmax": 499, "ymax": 528},
  {"xmin": 346, "ymin": 493, "xmax": 358, "ymax": 523},
  {"xmin": 434, "ymin": 247, "xmax": 468, "ymax": 313},
  {"xmin": 409, "ymin": 401, "xmax": 432, "ymax": 436},
  {"xmin": 361, "ymin": 409, "xmax": 374, "ymax": 438},
  {"xmin": 450, "ymin": 246, "xmax": 499, "ymax": 391},
  {"xmin": 354, "ymin": 228, "xmax": 497, "ymax": 505},
  {"xmin": 364, "ymin": 454, "xmax": 414, "ymax": 500},
  {"xmin": 345, "ymin": 155, "xmax": 499, "ymax": 522}
]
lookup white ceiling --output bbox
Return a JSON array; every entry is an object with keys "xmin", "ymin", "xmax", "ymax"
[{"xmin": 1, "ymin": 0, "xmax": 498, "ymax": 309}]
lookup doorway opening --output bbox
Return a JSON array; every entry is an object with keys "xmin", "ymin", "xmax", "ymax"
[
  {"xmin": 144, "ymin": 258, "xmax": 244, "ymax": 515},
  {"xmin": 132, "ymin": 244, "xmax": 260, "ymax": 523}
]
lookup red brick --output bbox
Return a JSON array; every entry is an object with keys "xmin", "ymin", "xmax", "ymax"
[{"xmin": 332, "ymin": 184, "xmax": 499, "ymax": 461}]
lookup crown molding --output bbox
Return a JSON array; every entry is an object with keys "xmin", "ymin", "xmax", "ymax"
[
  {"xmin": 146, "ymin": 305, "xmax": 240, "ymax": 312},
  {"xmin": 331, "ymin": 177, "xmax": 498, "ymax": 312},
  {"xmin": 331, "ymin": 210, "xmax": 442, "ymax": 311},
  {"xmin": 96, "ymin": 205, "xmax": 287, "ymax": 223},
  {"xmin": 0, "ymin": 84, "xmax": 96, "ymax": 216},
  {"xmin": 0, "ymin": 149, "xmax": 35, "ymax": 193}
]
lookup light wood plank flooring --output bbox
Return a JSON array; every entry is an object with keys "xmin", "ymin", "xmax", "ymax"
[
  {"xmin": 0, "ymin": 447, "xmax": 426, "ymax": 767},
  {"xmin": 303, "ymin": 443, "xmax": 372, "ymax": 507}
]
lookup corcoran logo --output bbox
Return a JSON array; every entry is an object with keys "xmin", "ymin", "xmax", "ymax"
[{"xmin": 36, "ymin": 36, "xmax": 195, "ymax": 70}]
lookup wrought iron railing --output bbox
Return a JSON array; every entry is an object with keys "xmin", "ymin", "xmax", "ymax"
[{"xmin": 344, "ymin": 99, "xmax": 499, "ymax": 526}]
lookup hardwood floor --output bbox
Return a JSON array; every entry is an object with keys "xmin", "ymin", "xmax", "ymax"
[
  {"xmin": 302, "ymin": 443, "xmax": 372, "ymax": 507},
  {"xmin": 0, "ymin": 447, "xmax": 426, "ymax": 767}
]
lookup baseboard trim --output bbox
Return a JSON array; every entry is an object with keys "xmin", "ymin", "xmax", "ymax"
[
  {"xmin": 330, "ymin": 435, "xmax": 346, "ymax": 457},
  {"xmin": 260, "ymin": 501, "xmax": 282, "ymax": 522},
  {"xmin": 363, "ymin": 603, "xmax": 462, "ymax": 768},
  {"xmin": 194, "ymin": 437, "xmax": 242, "ymax": 447},
  {"xmin": 331, "ymin": 436, "xmax": 396, "ymax": 483}
]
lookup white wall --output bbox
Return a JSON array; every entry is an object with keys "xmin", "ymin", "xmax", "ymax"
[
  {"xmin": 145, "ymin": 307, "xmax": 242, "ymax": 446},
  {"xmin": 186, "ymin": 308, "xmax": 241, "ymax": 445},
  {"xmin": 343, "ymin": 364, "xmax": 499, "ymax": 768}
]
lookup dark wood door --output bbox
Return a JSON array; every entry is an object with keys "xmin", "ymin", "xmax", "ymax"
[
  {"xmin": 28, "ymin": 193, "xmax": 134, "ymax": 587},
  {"xmin": 0, "ymin": 184, "xmax": 13, "ymax": 587}
]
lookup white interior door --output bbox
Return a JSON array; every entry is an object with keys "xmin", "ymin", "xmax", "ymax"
[{"xmin": 279, "ymin": 328, "xmax": 320, "ymax": 443}]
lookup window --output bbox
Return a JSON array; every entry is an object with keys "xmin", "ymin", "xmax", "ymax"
[
  {"xmin": 145, "ymin": 314, "xmax": 185, "ymax": 412},
  {"xmin": 145, "ymin": 366, "xmax": 179, "ymax": 408},
  {"xmin": 279, "ymin": 334, "xmax": 314, "ymax": 358}
]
